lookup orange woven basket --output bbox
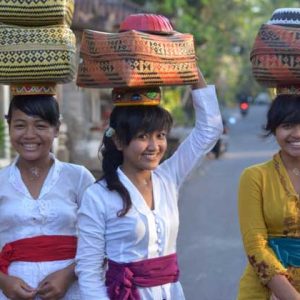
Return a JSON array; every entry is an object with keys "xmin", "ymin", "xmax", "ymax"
[
  {"xmin": 76, "ymin": 29, "xmax": 199, "ymax": 88},
  {"xmin": 250, "ymin": 24, "xmax": 300, "ymax": 87}
]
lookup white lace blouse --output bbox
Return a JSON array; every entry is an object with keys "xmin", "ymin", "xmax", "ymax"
[
  {"xmin": 75, "ymin": 86, "xmax": 223, "ymax": 300},
  {"xmin": 0, "ymin": 155, "xmax": 95, "ymax": 300}
]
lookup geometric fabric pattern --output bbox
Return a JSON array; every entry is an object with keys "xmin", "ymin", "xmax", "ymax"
[
  {"xmin": 250, "ymin": 24, "xmax": 300, "ymax": 87},
  {"xmin": 0, "ymin": 25, "xmax": 76, "ymax": 83},
  {"xmin": 276, "ymin": 85, "xmax": 300, "ymax": 95},
  {"xmin": 267, "ymin": 8, "xmax": 300, "ymax": 27},
  {"xmin": 77, "ymin": 29, "xmax": 199, "ymax": 88},
  {"xmin": 10, "ymin": 83, "xmax": 57, "ymax": 96},
  {"xmin": 0, "ymin": 0, "xmax": 74, "ymax": 26},
  {"xmin": 112, "ymin": 87, "xmax": 161, "ymax": 106}
]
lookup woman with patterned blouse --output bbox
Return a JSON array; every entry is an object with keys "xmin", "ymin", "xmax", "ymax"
[{"xmin": 238, "ymin": 94, "xmax": 300, "ymax": 300}]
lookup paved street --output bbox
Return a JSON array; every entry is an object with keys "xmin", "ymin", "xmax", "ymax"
[{"xmin": 177, "ymin": 103, "xmax": 278, "ymax": 300}]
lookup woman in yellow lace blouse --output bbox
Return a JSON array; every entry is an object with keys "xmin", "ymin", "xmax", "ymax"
[{"xmin": 238, "ymin": 94, "xmax": 300, "ymax": 300}]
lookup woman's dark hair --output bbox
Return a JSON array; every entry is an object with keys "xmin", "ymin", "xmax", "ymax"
[
  {"xmin": 100, "ymin": 105, "xmax": 173, "ymax": 217},
  {"xmin": 6, "ymin": 95, "xmax": 60, "ymax": 126},
  {"xmin": 265, "ymin": 94, "xmax": 300, "ymax": 136}
]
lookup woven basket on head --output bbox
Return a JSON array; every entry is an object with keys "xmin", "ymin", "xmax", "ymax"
[
  {"xmin": 250, "ymin": 8, "xmax": 300, "ymax": 88},
  {"xmin": 250, "ymin": 24, "xmax": 300, "ymax": 87},
  {"xmin": 0, "ymin": 24, "xmax": 76, "ymax": 84},
  {"xmin": 77, "ymin": 29, "xmax": 198, "ymax": 88},
  {"xmin": 0, "ymin": 0, "xmax": 74, "ymax": 26},
  {"xmin": 267, "ymin": 8, "xmax": 300, "ymax": 27}
]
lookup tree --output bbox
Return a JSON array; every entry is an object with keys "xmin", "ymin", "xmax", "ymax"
[{"xmin": 132, "ymin": 0, "xmax": 299, "ymax": 106}]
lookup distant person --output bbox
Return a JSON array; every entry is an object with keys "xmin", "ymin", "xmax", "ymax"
[
  {"xmin": 238, "ymin": 94, "xmax": 300, "ymax": 299},
  {"xmin": 0, "ymin": 95, "xmax": 94, "ymax": 300},
  {"xmin": 210, "ymin": 118, "xmax": 228, "ymax": 159},
  {"xmin": 75, "ymin": 69, "xmax": 223, "ymax": 299}
]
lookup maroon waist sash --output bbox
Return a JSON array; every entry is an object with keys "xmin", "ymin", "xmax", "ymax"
[{"xmin": 105, "ymin": 253, "xmax": 179, "ymax": 300}]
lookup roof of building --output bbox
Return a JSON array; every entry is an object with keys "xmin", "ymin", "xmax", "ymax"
[{"xmin": 72, "ymin": 0, "xmax": 142, "ymax": 31}]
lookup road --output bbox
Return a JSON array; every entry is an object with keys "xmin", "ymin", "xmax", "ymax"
[{"xmin": 177, "ymin": 103, "xmax": 278, "ymax": 300}]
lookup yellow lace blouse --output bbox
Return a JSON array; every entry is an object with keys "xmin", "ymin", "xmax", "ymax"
[{"xmin": 238, "ymin": 152, "xmax": 300, "ymax": 300}]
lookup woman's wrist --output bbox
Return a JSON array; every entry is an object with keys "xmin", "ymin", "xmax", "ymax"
[
  {"xmin": 65, "ymin": 263, "xmax": 77, "ymax": 281},
  {"xmin": 0, "ymin": 272, "xmax": 7, "ymax": 289},
  {"xmin": 191, "ymin": 67, "xmax": 207, "ymax": 90},
  {"xmin": 267, "ymin": 274, "xmax": 300, "ymax": 300}
]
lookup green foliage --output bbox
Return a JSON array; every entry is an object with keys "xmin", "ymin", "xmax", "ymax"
[
  {"xmin": 133, "ymin": 0, "xmax": 299, "ymax": 106},
  {"xmin": 129, "ymin": 0, "xmax": 147, "ymax": 5},
  {"xmin": 129, "ymin": 0, "xmax": 299, "ymax": 124},
  {"xmin": 161, "ymin": 87, "xmax": 190, "ymax": 125}
]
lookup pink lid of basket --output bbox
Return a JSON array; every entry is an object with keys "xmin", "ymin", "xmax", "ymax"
[{"xmin": 119, "ymin": 14, "xmax": 174, "ymax": 34}]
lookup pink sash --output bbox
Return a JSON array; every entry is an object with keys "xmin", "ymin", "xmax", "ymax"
[{"xmin": 105, "ymin": 253, "xmax": 179, "ymax": 300}]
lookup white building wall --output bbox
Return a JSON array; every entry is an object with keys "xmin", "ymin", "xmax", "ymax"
[{"xmin": 0, "ymin": 85, "xmax": 11, "ymax": 168}]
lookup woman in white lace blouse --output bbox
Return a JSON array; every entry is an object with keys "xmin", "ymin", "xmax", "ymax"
[
  {"xmin": 76, "ymin": 70, "xmax": 223, "ymax": 300},
  {"xmin": 0, "ymin": 95, "xmax": 94, "ymax": 300}
]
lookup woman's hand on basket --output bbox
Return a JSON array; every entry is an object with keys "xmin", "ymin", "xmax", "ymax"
[{"xmin": 192, "ymin": 67, "xmax": 207, "ymax": 90}]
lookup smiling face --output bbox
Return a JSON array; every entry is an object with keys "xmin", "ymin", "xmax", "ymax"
[
  {"xmin": 9, "ymin": 109, "xmax": 58, "ymax": 164},
  {"xmin": 275, "ymin": 123, "xmax": 300, "ymax": 160},
  {"xmin": 118, "ymin": 130, "xmax": 168, "ymax": 174}
]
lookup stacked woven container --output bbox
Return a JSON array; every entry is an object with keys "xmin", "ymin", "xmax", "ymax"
[
  {"xmin": 250, "ymin": 8, "xmax": 300, "ymax": 94},
  {"xmin": 76, "ymin": 13, "xmax": 199, "ymax": 98},
  {"xmin": 0, "ymin": 0, "xmax": 76, "ymax": 95}
]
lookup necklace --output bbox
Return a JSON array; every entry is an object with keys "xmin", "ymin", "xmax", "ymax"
[
  {"xmin": 28, "ymin": 166, "xmax": 41, "ymax": 181},
  {"xmin": 132, "ymin": 177, "xmax": 152, "ymax": 189},
  {"xmin": 141, "ymin": 179, "xmax": 150, "ymax": 186},
  {"xmin": 135, "ymin": 179, "xmax": 152, "ymax": 189},
  {"xmin": 292, "ymin": 167, "xmax": 300, "ymax": 176}
]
